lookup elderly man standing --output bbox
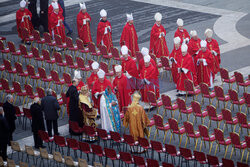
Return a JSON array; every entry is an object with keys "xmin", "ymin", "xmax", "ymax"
[
  {"xmin": 0, "ymin": 107, "xmax": 9, "ymax": 161},
  {"xmin": 41, "ymin": 89, "xmax": 60, "ymax": 138},
  {"xmin": 174, "ymin": 18, "xmax": 190, "ymax": 44},
  {"xmin": 30, "ymin": 97, "xmax": 45, "ymax": 149},
  {"xmin": 3, "ymin": 95, "xmax": 16, "ymax": 145}
]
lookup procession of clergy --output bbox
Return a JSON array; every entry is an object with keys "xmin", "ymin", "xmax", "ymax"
[{"xmin": 16, "ymin": 0, "xmax": 221, "ymax": 144}]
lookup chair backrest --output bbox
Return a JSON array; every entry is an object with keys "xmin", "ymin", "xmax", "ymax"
[
  {"xmin": 183, "ymin": 121, "xmax": 194, "ymax": 135},
  {"xmin": 88, "ymin": 42, "xmax": 97, "ymax": 54},
  {"xmin": 243, "ymin": 92, "xmax": 250, "ymax": 106},
  {"xmin": 79, "ymin": 141, "xmax": 90, "ymax": 153},
  {"xmin": 161, "ymin": 94, "xmax": 172, "ymax": 107},
  {"xmin": 214, "ymin": 86, "xmax": 225, "ymax": 98},
  {"xmin": 65, "ymin": 36, "xmax": 74, "ymax": 48},
  {"xmin": 36, "ymin": 87, "xmax": 45, "ymax": 98},
  {"xmin": 168, "ymin": 118, "xmax": 179, "ymax": 131},
  {"xmin": 64, "ymin": 156, "xmax": 75, "ymax": 166},
  {"xmin": 91, "ymin": 144, "xmax": 103, "ymax": 155},
  {"xmin": 76, "ymin": 38, "xmax": 84, "ymax": 50},
  {"xmin": 236, "ymin": 112, "xmax": 247, "ymax": 125},
  {"xmin": 31, "ymin": 47, "xmax": 40, "ymax": 58},
  {"xmin": 111, "ymin": 47, "xmax": 120, "ymax": 59},
  {"xmin": 184, "ymin": 79, "xmax": 194, "ymax": 92},
  {"xmin": 221, "ymin": 108, "xmax": 233, "ymax": 122},
  {"xmin": 7, "ymin": 159, "xmax": 16, "ymax": 167},
  {"xmin": 76, "ymin": 57, "xmax": 85, "ymax": 69},
  {"xmin": 0, "ymin": 40, "xmax": 5, "ymax": 50},
  {"xmin": 19, "ymin": 44, "xmax": 28, "ymax": 55},
  {"xmin": 198, "ymin": 125, "xmax": 209, "ymax": 138},
  {"xmin": 110, "ymin": 131, "xmax": 121, "ymax": 142},
  {"xmin": 40, "ymin": 148, "xmax": 49, "ymax": 159},
  {"xmin": 214, "ymin": 128, "xmax": 225, "ymax": 142},
  {"xmin": 51, "ymin": 70, "xmax": 60, "ymax": 82},
  {"xmin": 177, "ymin": 98, "xmax": 187, "ymax": 110},
  {"xmin": 162, "ymin": 162, "xmax": 174, "ymax": 167},
  {"xmin": 220, "ymin": 68, "xmax": 230, "ymax": 80},
  {"xmin": 160, "ymin": 56, "xmax": 170, "ymax": 69},
  {"xmin": 78, "ymin": 158, "xmax": 88, "ymax": 167},
  {"xmin": 191, "ymin": 101, "xmax": 202, "ymax": 115},
  {"xmin": 43, "ymin": 32, "xmax": 52, "ymax": 43},
  {"xmin": 23, "ymin": 108, "xmax": 32, "ymax": 119},
  {"xmin": 150, "ymin": 140, "xmax": 163, "ymax": 151},
  {"xmin": 138, "ymin": 137, "xmax": 150, "ymax": 148},
  {"xmin": 179, "ymin": 147, "xmax": 192, "ymax": 159},
  {"xmin": 1, "ymin": 78, "xmax": 10, "ymax": 91},
  {"xmin": 123, "ymin": 134, "xmax": 135, "ymax": 145},
  {"xmin": 54, "ymin": 52, "xmax": 63, "ymax": 63},
  {"xmin": 96, "ymin": 128, "xmax": 108, "ymax": 139},
  {"xmin": 99, "ymin": 62, "xmax": 109, "ymax": 73},
  {"xmin": 193, "ymin": 151, "xmax": 206, "ymax": 163},
  {"xmin": 234, "ymin": 71, "xmax": 244, "ymax": 84},
  {"xmin": 245, "ymin": 136, "xmax": 250, "ymax": 148},
  {"xmin": 63, "ymin": 73, "xmax": 72, "ymax": 85},
  {"xmin": 147, "ymin": 158, "xmax": 159, "ymax": 167},
  {"xmin": 7, "ymin": 41, "xmax": 17, "ymax": 53},
  {"xmin": 3, "ymin": 59, "xmax": 12, "ymax": 71},
  {"xmin": 38, "ymin": 67, "xmax": 47, "ymax": 79},
  {"xmin": 200, "ymin": 82, "xmax": 210, "ymax": 95},
  {"xmin": 133, "ymin": 155, "xmax": 146, "ymax": 166},
  {"xmin": 21, "ymin": 28, "xmax": 30, "ymax": 39},
  {"xmin": 54, "ymin": 34, "xmax": 63, "ymax": 45},
  {"xmin": 104, "ymin": 148, "xmax": 116, "ymax": 159},
  {"xmin": 147, "ymin": 91, "xmax": 157, "ymax": 104},
  {"xmin": 33, "ymin": 30, "xmax": 41, "ymax": 41},
  {"xmin": 83, "ymin": 125, "xmax": 95, "ymax": 136},
  {"xmin": 65, "ymin": 54, "xmax": 74, "ymax": 66},
  {"xmin": 100, "ymin": 45, "xmax": 108, "ymax": 55},
  {"xmin": 119, "ymin": 151, "xmax": 132, "ymax": 163},
  {"xmin": 230, "ymin": 132, "xmax": 241, "ymax": 146},
  {"xmin": 13, "ymin": 81, "xmax": 22, "ymax": 93},
  {"xmin": 60, "ymin": 92, "xmax": 67, "ymax": 104},
  {"xmin": 26, "ymin": 65, "xmax": 36, "ymax": 76},
  {"xmin": 14, "ymin": 62, "xmax": 24, "ymax": 74},
  {"xmin": 228, "ymin": 89, "xmax": 239, "ymax": 102},
  {"xmin": 150, "ymin": 54, "xmax": 157, "ymax": 65},
  {"xmin": 136, "ymin": 52, "xmax": 143, "ymax": 63},
  {"xmin": 165, "ymin": 144, "xmax": 177, "ymax": 155},
  {"xmin": 66, "ymin": 138, "xmax": 79, "ymax": 149},
  {"xmin": 153, "ymin": 114, "xmax": 164, "ymax": 128},
  {"xmin": 222, "ymin": 158, "xmax": 234, "ymax": 167},
  {"xmin": 42, "ymin": 49, "xmax": 51, "ymax": 61},
  {"xmin": 38, "ymin": 130, "xmax": 50, "ymax": 142},
  {"xmin": 237, "ymin": 162, "xmax": 249, "ymax": 167},
  {"xmin": 53, "ymin": 152, "xmax": 63, "ymax": 163},
  {"xmin": 207, "ymin": 105, "xmax": 217, "ymax": 118},
  {"xmin": 54, "ymin": 135, "xmax": 66, "ymax": 146},
  {"xmin": 207, "ymin": 154, "xmax": 219, "ymax": 166}
]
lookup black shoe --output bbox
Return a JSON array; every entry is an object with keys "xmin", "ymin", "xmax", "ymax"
[
  {"xmin": 176, "ymin": 93, "xmax": 184, "ymax": 97},
  {"xmin": 66, "ymin": 30, "xmax": 73, "ymax": 35},
  {"xmin": 26, "ymin": 42, "xmax": 31, "ymax": 45}
]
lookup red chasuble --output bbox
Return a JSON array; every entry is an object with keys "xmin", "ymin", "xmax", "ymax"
[
  {"xmin": 139, "ymin": 63, "xmax": 159, "ymax": 102},
  {"xmin": 96, "ymin": 20, "xmax": 113, "ymax": 53},
  {"xmin": 196, "ymin": 49, "xmax": 213, "ymax": 86},
  {"xmin": 169, "ymin": 46, "xmax": 181, "ymax": 84},
  {"xmin": 16, "ymin": 8, "xmax": 33, "ymax": 40},
  {"xmin": 92, "ymin": 78, "xmax": 112, "ymax": 113},
  {"xmin": 188, "ymin": 38, "xmax": 201, "ymax": 56},
  {"xmin": 121, "ymin": 56, "xmax": 139, "ymax": 78},
  {"xmin": 206, "ymin": 39, "xmax": 220, "ymax": 75},
  {"xmin": 150, "ymin": 23, "xmax": 169, "ymax": 58},
  {"xmin": 120, "ymin": 23, "xmax": 139, "ymax": 57},
  {"xmin": 77, "ymin": 11, "xmax": 92, "ymax": 45},
  {"xmin": 48, "ymin": 4, "xmax": 63, "ymax": 31},
  {"xmin": 77, "ymin": 80, "xmax": 85, "ymax": 91},
  {"xmin": 138, "ymin": 58, "xmax": 157, "ymax": 73},
  {"xmin": 49, "ymin": 11, "xmax": 66, "ymax": 43},
  {"xmin": 174, "ymin": 28, "xmax": 190, "ymax": 44},
  {"xmin": 113, "ymin": 74, "xmax": 132, "ymax": 111},
  {"xmin": 176, "ymin": 53, "xmax": 196, "ymax": 91},
  {"xmin": 87, "ymin": 72, "xmax": 98, "ymax": 90}
]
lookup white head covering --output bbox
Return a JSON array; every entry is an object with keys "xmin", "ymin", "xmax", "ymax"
[
  {"xmin": 141, "ymin": 47, "xmax": 149, "ymax": 57},
  {"xmin": 91, "ymin": 62, "xmax": 99, "ymax": 70},
  {"xmin": 52, "ymin": 2, "xmax": 59, "ymax": 10},
  {"xmin": 144, "ymin": 55, "xmax": 151, "ymax": 63},
  {"xmin": 74, "ymin": 70, "xmax": 81, "ymax": 79},
  {"xmin": 121, "ymin": 45, "xmax": 128, "ymax": 55},
  {"xmin": 20, "ymin": 0, "xmax": 26, "ymax": 8},
  {"xmin": 177, "ymin": 18, "xmax": 184, "ymax": 26},
  {"xmin": 115, "ymin": 65, "xmax": 122, "ymax": 73},
  {"xmin": 97, "ymin": 69, "xmax": 105, "ymax": 78},
  {"xmin": 181, "ymin": 44, "xmax": 188, "ymax": 52},
  {"xmin": 205, "ymin": 28, "xmax": 213, "ymax": 38},
  {"xmin": 190, "ymin": 30, "xmax": 197, "ymax": 37},
  {"xmin": 200, "ymin": 40, "xmax": 207, "ymax": 48},
  {"xmin": 52, "ymin": 0, "xmax": 58, "ymax": 2},
  {"xmin": 79, "ymin": 2, "xmax": 86, "ymax": 10},
  {"xmin": 174, "ymin": 37, "xmax": 181, "ymax": 44},
  {"xmin": 126, "ymin": 13, "xmax": 133, "ymax": 22},
  {"xmin": 154, "ymin": 12, "xmax": 162, "ymax": 21},
  {"xmin": 100, "ymin": 9, "xmax": 107, "ymax": 17}
]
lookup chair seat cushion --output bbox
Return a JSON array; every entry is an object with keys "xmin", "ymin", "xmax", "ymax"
[
  {"xmin": 238, "ymin": 80, "xmax": 250, "ymax": 86},
  {"xmin": 225, "ymin": 117, "xmax": 238, "ymax": 125},
  {"xmin": 203, "ymin": 133, "xmax": 215, "ymax": 141},
  {"xmin": 232, "ymin": 98, "xmax": 245, "ymax": 105},
  {"xmin": 188, "ymin": 88, "xmax": 201, "ymax": 95},
  {"xmin": 157, "ymin": 123, "xmax": 170, "ymax": 131},
  {"xmin": 195, "ymin": 110, "xmax": 208, "ymax": 117},
  {"xmin": 223, "ymin": 76, "xmax": 236, "ymax": 83},
  {"xmin": 103, "ymin": 54, "xmax": 113, "ymax": 59},
  {"xmin": 151, "ymin": 100, "xmax": 163, "ymax": 107},
  {"xmin": 210, "ymin": 113, "xmax": 223, "ymax": 121},
  {"xmin": 218, "ymin": 94, "xmax": 230, "ymax": 101},
  {"xmin": 165, "ymin": 103, "xmax": 178, "ymax": 110},
  {"xmin": 204, "ymin": 91, "xmax": 216, "ymax": 98},
  {"xmin": 188, "ymin": 131, "xmax": 200, "ymax": 138},
  {"xmin": 148, "ymin": 118, "xmax": 155, "ymax": 127},
  {"xmin": 181, "ymin": 107, "xmax": 193, "ymax": 114},
  {"xmin": 234, "ymin": 141, "xmax": 247, "ymax": 149},
  {"xmin": 173, "ymin": 126, "xmax": 185, "ymax": 134},
  {"xmin": 241, "ymin": 122, "xmax": 250, "ymax": 128},
  {"xmin": 218, "ymin": 137, "xmax": 231, "ymax": 145}
]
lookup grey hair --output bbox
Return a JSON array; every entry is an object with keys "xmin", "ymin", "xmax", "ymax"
[
  {"xmin": 46, "ymin": 88, "xmax": 52, "ymax": 96},
  {"xmin": 33, "ymin": 97, "xmax": 40, "ymax": 103},
  {"xmin": 0, "ymin": 107, "xmax": 3, "ymax": 113},
  {"xmin": 6, "ymin": 94, "xmax": 13, "ymax": 102}
]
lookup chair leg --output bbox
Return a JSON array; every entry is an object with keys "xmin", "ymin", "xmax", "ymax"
[
  {"xmin": 230, "ymin": 147, "xmax": 234, "ymax": 159},
  {"xmin": 209, "ymin": 141, "xmax": 213, "ymax": 154},
  {"xmin": 240, "ymin": 149, "xmax": 245, "ymax": 162},
  {"xmin": 224, "ymin": 145, "xmax": 229, "ymax": 158},
  {"xmin": 214, "ymin": 144, "xmax": 218, "ymax": 155}
]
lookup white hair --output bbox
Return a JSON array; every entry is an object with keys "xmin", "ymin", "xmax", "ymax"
[
  {"xmin": 6, "ymin": 94, "xmax": 13, "ymax": 102},
  {"xmin": 0, "ymin": 107, "xmax": 3, "ymax": 114},
  {"xmin": 33, "ymin": 97, "xmax": 40, "ymax": 103},
  {"xmin": 46, "ymin": 88, "xmax": 52, "ymax": 96}
]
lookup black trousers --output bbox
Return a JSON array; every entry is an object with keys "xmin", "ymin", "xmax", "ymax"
[
  {"xmin": 46, "ymin": 120, "xmax": 59, "ymax": 137},
  {"xmin": 0, "ymin": 142, "xmax": 8, "ymax": 161},
  {"xmin": 40, "ymin": 0, "xmax": 49, "ymax": 32},
  {"xmin": 8, "ymin": 129, "xmax": 14, "ymax": 145},
  {"xmin": 33, "ymin": 132, "xmax": 43, "ymax": 148}
]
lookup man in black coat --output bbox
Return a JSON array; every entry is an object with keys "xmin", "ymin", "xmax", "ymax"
[
  {"xmin": 41, "ymin": 89, "xmax": 60, "ymax": 137},
  {"xmin": 0, "ymin": 107, "xmax": 10, "ymax": 161},
  {"xmin": 3, "ymin": 94, "xmax": 16, "ymax": 145},
  {"xmin": 30, "ymin": 97, "xmax": 46, "ymax": 149},
  {"xmin": 66, "ymin": 79, "xmax": 83, "ymax": 135}
]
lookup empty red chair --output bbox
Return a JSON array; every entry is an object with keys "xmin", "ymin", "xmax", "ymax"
[
  {"xmin": 104, "ymin": 148, "xmax": 119, "ymax": 167},
  {"xmin": 222, "ymin": 108, "xmax": 238, "ymax": 132},
  {"xmin": 150, "ymin": 140, "xmax": 166, "ymax": 161},
  {"xmin": 184, "ymin": 79, "xmax": 201, "ymax": 101},
  {"xmin": 160, "ymin": 56, "xmax": 172, "ymax": 81},
  {"xmin": 228, "ymin": 89, "xmax": 245, "ymax": 112},
  {"xmin": 54, "ymin": 135, "xmax": 67, "ymax": 155},
  {"xmin": 65, "ymin": 54, "xmax": 78, "ymax": 72},
  {"xmin": 54, "ymin": 52, "xmax": 67, "ymax": 72},
  {"xmin": 220, "ymin": 67, "xmax": 236, "ymax": 89},
  {"xmin": 38, "ymin": 130, "xmax": 54, "ymax": 152},
  {"xmin": 19, "ymin": 44, "xmax": 33, "ymax": 64},
  {"xmin": 234, "ymin": 71, "xmax": 250, "ymax": 92},
  {"xmin": 78, "ymin": 141, "xmax": 91, "ymax": 161},
  {"xmin": 207, "ymin": 105, "xmax": 223, "ymax": 129},
  {"xmin": 96, "ymin": 128, "xmax": 110, "ymax": 147},
  {"xmin": 36, "ymin": 87, "xmax": 45, "ymax": 98},
  {"xmin": 179, "ymin": 147, "xmax": 195, "ymax": 167},
  {"xmin": 214, "ymin": 86, "xmax": 230, "ymax": 108},
  {"xmin": 69, "ymin": 121, "xmax": 84, "ymax": 140},
  {"xmin": 236, "ymin": 112, "xmax": 250, "ymax": 135},
  {"xmin": 161, "ymin": 94, "xmax": 178, "ymax": 117},
  {"xmin": 119, "ymin": 151, "xmax": 133, "ymax": 166},
  {"xmin": 207, "ymin": 154, "xmax": 222, "ymax": 167},
  {"xmin": 1, "ymin": 78, "xmax": 14, "ymax": 101},
  {"xmin": 21, "ymin": 28, "xmax": 34, "ymax": 45},
  {"xmin": 43, "ymin": 32, "xmax": 56, "ymax": 50},
  {"xmin": 33, "ymin": 30, "xmax": 45, "ymax": 49},
  {"xmin": 147, "ymin": 158, "xmax": 159, "ymax": 167},
  {"xmin": 230, "ymin": 132, "xmax": 247, "ymax": 160},
  {"xmin": 183, "ymin": 121, "xmax": 200, "ymax": 150},
  {"xmin": 62, "ymin": 73, "xmax": 72, "ymax": 87},
  {"xmin": 237, "ymin": 162, "xmax": 249, "ymax": 167},
  {"xmin": 133, "ymin": 155, "xmax": 146, "ymax": 167},
  {"xmin": 75, "ymin": 57, "xmax": 91, "ymax": 75},
  {"xmin": 31, "ymin": 47, "xmax": 44, "ymax": 66},
  {"xmin": 245, "ymin": 136, "xmax": 250, "ymax": 163},
  {"xmin": 54, "ymin": 34, "xmax": 67, "ymax": 52},
  {"xmin": 14, "ymin": 62, "xmax": 28, "ymax": 83},
  {"xmin": 243, "ymin": 93, "xmax": 250, "ymax": 114},
  {"xmin": 168, "ymin": 118, "xmax": 185, "ymax": 146},
  {"xmin": 110, "ymin": 131, "xmax": 124, "ymax": 151},
  {"xmin": 200, "ymin": 82, "xmax": 216, "ymax": 104},
  {"xmin": 191, "ymin": 101, "xmax": 208, "ymax": 124},
  {"xmin": 14, "ymin": 106, "xmax": 22, "ymax": 124},
  {"xmin": 99, "ymin": 62, "xmax": 114, "ymax": 77},
  {"xmin": 66, "ymin": 138, "xmax": 79, "ymax": 158},
  {"xmin": 12, "ymin": 81, "xmax": 27, "ymax": 105},
  {"xmin": 3, "ymin": 59, "xmax": 17, "ymax": 80},
  {"xmin": 42, "ymin": 49, "xmax": 56, "ymax": 69},
  {"xmin": 82, "ymin": 125, "xmax": 97, "ymax": 141},
  {"xmin": 110, "ymin": 47, "xmax": 121, "ymax": 64},
  {"xmin": 165, "ymin": 144, "xmax": 180, "ymax": 165},
  {"xmin": 198, "ymin": 125, "xmax": 216, "ymax": 154},
  {"xmin": 138, "ymin": 137, "xmax": 151, "ymax": 157},
  {"xmin": 193, "ymin": 150, "xmax": 208, "ymax": 166},
  {"xmin": 100, "ymin": 45, "xmax": 113, "ymax": 67},
  {"xmin": 214, "ymin": 128, "xmax": 232, "ymax": 158},
  {"xmin": 50, "ymin": 70, "xmax": 65, "ymax": 92},
  {"xmin": 0, "ymin": 40, "xmax": 10, "ymax": 59},
  {"xmin": 76, "ymin": 38, "xmax": 89, "ymax": 58},
  {"xmin": 147, "ymin": 91, "xmax": 163, "ymax": 113},
  {"xmin": 177, "ymin": 97, "xmax": 193, "ymax": 122},
  {"xmin": 22, "ymin": 108, "xmax": 32, "ymax": 130},
  {"xmin": 38, "ymin": 67, "xmax": 52, "ymax": 88},
  {"xmin": 91, "ymin": 144, "xmax": 104, "ymax": 164},
  {"xmin": 7, "ymin": 41, "xmax": 21, "ymax": 61},
  {"xmin": 123, "ymin": 134, "xmax": 138, "ymax": 152},
  {"xmin": 26, "ymin": 65, "xmax": 40, "ymax": 86},
  {"xmin": 65, "ymin": 36, "xmax": 78, "ymax": 56},
  {"xmin": 153, "ymin": 114, "xmax": 170, "ymax": 143},
  {"xmin": 88, "ymin": 42, "xmax": 101, "ymax": 61},
  {"xmin": 222, "ymin": 158, "xmax": 235, "ymax": 167}
]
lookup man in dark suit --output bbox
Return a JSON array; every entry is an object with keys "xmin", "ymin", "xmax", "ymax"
[
  {"xmin": 0, "ymin": 107, "xmax": 9, "ymax": 161},
  {"xmin": 3, "ymin": 95, "xmax": 16, "ymax": 146},
  {"xmin": 41, "ymin": 89, "xmax": 60, "ymax": 137},
  {"xmin": 30, "ymin": 97, "xmax": 46, "ymax": 149}
]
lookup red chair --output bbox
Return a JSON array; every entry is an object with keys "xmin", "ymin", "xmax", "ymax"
[
  {"xmin": 220, "ymin": 67, "xmax": 236, "ymax": 89},
  {"xmin": 177, "ymin": 97, "xmax": 193, "ymax": 122},
  {"xmin": 110, "ymin": 47, "xmax": 121, "ymax": 64},
  {"xmin": 222, "ymin": 158, "xmax": 235, "ymax": 167},
  {"xmin": 146, "ymin": 158, "xmax": 159, "ymax": 167},
  {"xmin": 91, "ymin": 144, "xmax": 104, "ymax": 164},
  {"xmin": 207, "ymin": 154, "xmax": 222, "ymax": 167},
  {"xmin": 19, "ymin": 44, "xmax": 33, "ymax": 64},
  {"xmin": 234, "ymin": 71, "xmax": 250, "ymax": 92},
  {"xmin": 150, "ymin": 140, "xmax": 166, "ymax": 161},
  {"xmin": 82, "ymin": 125, "xmax": 97, "ymax": 141},
  {"xmin": 123, "ymin": 134, "xmax": 138, "ymax": 152},
  {"xmin": 96, "ymin": 128, "xmax": 110, "ymax": 147},
  {"xmin": 104, "ymin": 148, "xmax": 119, "ymax": 167},
  {"xmin": 151, "ymin": 54, "xmax": 162, "ymax": 69},
  {"xmin": 214, "ymin": 86, "xmax": 230, "ymax": 108},
  {"xmin": 161, "ymin": 94, "xmax": 178, "ymax": 117},
  {"xmin": 43, "ymin": 32, "xmax": 56, "ymax": 50},
  {"xmin": 214, "ymin": 128, "xmax": 232, "ymax": 158},
  {"xmin": 221, "ymin": 108, "xmax": 238, "ymax": 132},
  {"xmin": 1, "ymin": 78, "xmax": 14, "ymax": 101},
  {"xmin": 133, "ymin": 155, "xmax": 146, "ymax": 167},
  {"xmin": 22, "ymin": 108, "xmax": 32, "ymax": 130},
  {"xmin": 38, "ymin": 67, "xmax": 53, "ymax": 88},
  {"xmin": 50, "ymin": 70, "xmax": 65, "ymax": 92},
  {"xmin": 27, "ymin": 64, "xmax": 40, "ymax": 85},
  {"xmin": 65, "ymin": 37, "xmax": 78, "ymax": 56},
  {"xmin": 75, "ymin": 57, "xmax": 91, "ymax": 75},
  {"xmin": 31, "ymin": 47, "xmax": 44, "ymax": 66},
  {"xmin": 153, "ymin": 114, "xmax": 170, "ymax": 143},
  {"xmin": 36, "ymin": 87, "xmax": 45, "ymax": 98},
  {"xmin": 198, "ymin": 125, "xmax": 216, "ymax": 154},
  {"xmin": 191, "ymin": 101, "xmax": 208, "ymax": 124},
  {"xmin": 237, "ymin": 162, "xmax": 249, "ymax": 167},
  {"xmin": 54, "ymin": 52, "xmax": 67, "ymax": 72},
  {"xmin": 138, "ymin": 137, "xmax": 151, "ymax": 157},
  {"xmin": 147, "ymin": 117, "xmax": 155, "ymax": 138},
  {"xmin": 146, "ymin": 91, "xmax": 163, "ymax": 113},
  {"xmin": 183, "ymin": 121, "xmax": 200, "ymax": 150},
  {"xmin": 21, "ymin": 28, "xmax": 34, "ymax": 45},
  {"xmin": 200, "ymin": 82, "xmax": 216, "ymax": 104},
  {"xmin": 0, "ymin": 40, "xmax": 10, "ymax": 59},
  {"xmin": 54, "ymin": 34, "xmax": 67, "ymax": 53},
  {"xmin": 207, "ymin": 105, "xmax": 223, "ymax": 128},
  {"xmin": 42, "ymin": 49, "xmax": 56, "ymax": 69},
  {"xmin": 179, "ymin": 147, "xmax": 195, "ymax": 167},
  {"xmin": 160, "ymin": 56, "xmax": 172, "ymax": 81},
  {"xmin": 54, "ymin": 135, "xmax": 67, "ymax": 155},
  {"xmin": 7, "ymin": 41, "xmax": 21, "ymax": 61},
  {"xmin": 193, "ymin": 150, "xmax": 208, "ymax": 166},
  {"xmin": 230, "ymin": 132, "xmax": 247, "ymax": 161},
  {"xmin": 33, "ymin": 30, "xmax": 45, "ymax": 49},
  {"xmin": 168, "ymin": 118, "xmax": 185, "ymax": 146},
  {"xmin": 38, "ymin": 130, "xmax": 54, "ymax": 153},
  {"xmin": 78, "ymin": 141, "xmax": 91, "ymax": 161},
  {"xmin": 69, "ymin": 121, "xmax": 84, "ymax": 140},
  {"xmin": 162, "ymin": 162, "xmax": 174, "ymax": 167},
  {"xmin": 3, "ymin": 59, "xmax": 17, "ymax": 80},
  {"xmin": 184, "ymin": 79, "xmax": 201, "ymax": 101},
  {"xmin": 228, "ymin": 89, "xmax": 245, "ymax": 112},
  {"xmin": 100, "ymin": 45, "xmax": 113, "ymax": 67},
  {"xmin": 14, "ymin": 106, "xmax": 23, "ymax": 124},
  {"xmin": 14, "ymin": 62, "xmax": 28, "ymax": 83},
  {"xmin": 236, "ymin": 112, "xmax": 249, "ymax": 135},
  {"xmin": 243, "ymin": 93, "xmax": 250, "ymax": 114},
  {"xmin": 100, "ymin": 62, "xmax": 114, "ymax": 77},
  {"xmin": 66, "ymin": 138, "xmax": 79, "ymax": 158},
  {"xmin": 135, "ymin": 51, "xmax": 143, "ymax": 65},
  {"xmin": 110, "ymin": 131, "xmax": 124, "ymax": 151},
  {"xmin": 75, "ymin": 38, "xmax": 89, "ymax": 59},
  {"xmin": 165, "ymin": 144, "xmax": 180, "ymax": 165},
  {"xmin": 119, "ymin": 151, "xmax": 133, "ymax": 167},
  {"xmin": 88, "ymin": 42, "xmax": 101, "ymax": 61},
  {"xmin": 65, "ymin": 54, "xmax": 78, "ymax": 73},
  {"xmin": 12, "ymin": 81, "xmax": 27, "ymax": 105},
  {"xmin": 59, "ymin": 92, "xmax": 67, "ymax": 118},
  {"xmin": 245, "ymin": 136, "xmax": 250, "ymax": 163},
  {"xmin": 62, "ymin": 73, "xmax": 72, "ymax": 87}
]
